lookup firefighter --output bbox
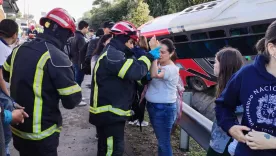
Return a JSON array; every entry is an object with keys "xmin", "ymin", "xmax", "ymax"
[
  {"xmin": 89, "ymin": 21, "xmax": 161, "ymax": 156},
  {"xmin": 2, "ymin": 8, "xmax": 82, "ymax": 156},
  {"xmin": 27, "ymin": 25, "xmax": 38, "ymax": 36}
]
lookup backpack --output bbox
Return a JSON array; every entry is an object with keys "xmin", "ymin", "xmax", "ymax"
[
  {"xmin": 171, "ymin": 75, "xmax": 185, "ymax": 134},
  {"xmin": 80, "ymin": 42, "xmax": 91, "ymax": 75},
  {"xmin": 176, "ymin": 75, "xmax": 185, "ymax": 123}
]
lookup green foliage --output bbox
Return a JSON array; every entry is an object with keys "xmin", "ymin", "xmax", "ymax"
[
  {"xmin": 124, "ymin": 0, "xmax": 153, "ymax": 27},
  {"xmin": 84, "ymin": 0, "xmax": 152, "ymax": 29},
  {"xmin": 146, "ymin": 0, "xmax": 214, "ymax": 17},
  {"xmin": 82, "ymin": 0, "xmax": 214, "ymax": 29}
]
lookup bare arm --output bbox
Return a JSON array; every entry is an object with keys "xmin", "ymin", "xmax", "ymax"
[{"xmin": 150, "ymin": 60, "xmax": 165, "ymax": 79}]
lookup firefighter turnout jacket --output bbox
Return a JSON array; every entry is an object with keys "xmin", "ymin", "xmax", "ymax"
[
  {"xmin": 2, "ymin": 33, "xmax": 82, "ymax": 141},
  {"xmin": 89, "ymin": 39, "xmax": 154, "ymax": 126}
]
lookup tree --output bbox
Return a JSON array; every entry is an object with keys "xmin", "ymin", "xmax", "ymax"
[
  {"xmin": 16, "ymin": 12, "xmax": 22, "ymax": 18},
  {"xmin": 88, "ymin": 0, "xmax": 129, "ymax": 29},
  {"xmin": 125, "ymin": 0, "xmax": 153, "ymax": 27},
  {"xmin": 84, "ymin": 0, "xmax": 214, "ymax": 29},
  {"xmin": 145, "ymin": 0, "xmax": 214, "ymax": 17},
  {"xmin": 145, "ymin": 0, "xmax": 168, "ymax": 17},
  {"xmin": 93, "ymin": 0, "xmax": 111, "ymax": 7},
  {"xmin": 82, "ymin": 11, "xmax": 92, "ymax": 21}
]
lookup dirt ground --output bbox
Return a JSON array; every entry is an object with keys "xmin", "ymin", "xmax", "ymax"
[{"xmin": 125, "ymin": 112, "xmax": 207, "ymax": 156}]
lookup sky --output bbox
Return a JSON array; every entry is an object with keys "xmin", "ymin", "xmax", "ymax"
[{"xmin": 16, "ymin": 0, "xmax": 94, "ymax": 22}]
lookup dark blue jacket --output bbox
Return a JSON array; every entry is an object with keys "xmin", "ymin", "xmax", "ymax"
[
  {"xmin": 0, "ymin": 88, "xmax": 14, "ymax": 146},
  {"xmin": 132, "ymin": 46, "xmax": 147, "ymax": 58},
  {"xmin": 89, "ymin": 39, "xmax": 154, "ymax": 126},
  {"xmin": 216, "ymin": 55, "xmax": 276, "ymax": 156}
]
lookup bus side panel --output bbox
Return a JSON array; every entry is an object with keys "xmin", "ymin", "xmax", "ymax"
[
  {"xmin": 179, "ymin": 69, "xmax": 195, "ymax": 86},
  {"xmin": 176, "ymin": 59, "xmax": 217, "ymax": 87}
]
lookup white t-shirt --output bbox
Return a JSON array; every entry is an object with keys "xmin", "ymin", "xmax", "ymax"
[
  {"xmin": 0, "ymin": 40, "xmax": 12, "ymax": 67},
  {"xmin": 145, "ymin": 64, "xmax": 179, "ymax": 103}
]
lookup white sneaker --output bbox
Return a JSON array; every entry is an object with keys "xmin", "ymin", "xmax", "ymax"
[
  {"xmin": 78, "ymin": 101, "xmax": 87, "ymax": 106},
  {"xmin": 128, "ymin": 120, "xmax": 138, "ymax": 125},
  {"xmin": 82, "ymin": 97, "xmax": 86, "ymax": 100},
  {"xmin": 136, "ymin": 121, "xmax": 149, "ymax": 127}
]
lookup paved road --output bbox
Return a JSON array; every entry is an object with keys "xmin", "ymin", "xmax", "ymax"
[{"xmin": 10, "ymin": 76, "xmax": 97, "ymax": 156}]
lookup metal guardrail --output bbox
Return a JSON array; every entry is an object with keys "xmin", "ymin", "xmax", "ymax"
[{"xmin": 178, "ymin": 92, "xmax": 213, "ymax": 151}]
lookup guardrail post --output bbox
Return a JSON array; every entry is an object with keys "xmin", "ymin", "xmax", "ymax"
[{"xmin": 179, "ymin": 92, "xmax": 192, "ymax": 151}]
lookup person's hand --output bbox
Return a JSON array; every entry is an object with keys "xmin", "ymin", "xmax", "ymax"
[
  {"xmin": 245, "ymin": 130, "xmax": 276, "ymax": 150},
  {"xmin": 12, "ymin": 109, "xmax": 24, "ymax": 124},
  {"xmin": 149, "ymin": 35, "xmax": 160, "ymax": 50},
  {"xmin": 149, "ymin": 46, "xmax": 161, "ymax": 60},
  {"xmin": 12, "ymin": 109, "xmax": 29, "ymax": 124},
  {"xmin": 229, "ymin": 125, "xmax": 250, "ymax": 143}
]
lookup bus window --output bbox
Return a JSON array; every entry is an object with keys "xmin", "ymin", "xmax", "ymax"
[
  {"xmin": 185, "ymin": 8, "xmax": 193, "ymax": 13},
  {"xmin": 175, "ymin": 38, "xmax": 227, "ymax": 59},
  {"xmin": 175, "ymin": 43, "xmax": 194, "ymax": 58},
  {"xmin": 204, "ymin": 39, "xmax": 226, "ymax": 56},
  {"xmin": 230, "ymin": 27, "xmax": 249, "ymax": 36},
  {"xmin": 251, "ymin": 24, "xmax": 270, "ymax": 34},
  {"xmin": 209, "ymin": 30, "xmax": 226, "ymax": 39},
  {"xmin": 174, "ymin": 35, "xmax": 188, "ymax": 43},
  {"xmin": 208, "ymin": 3, "xmax": 217, "ymax": 8},
  {"xmin": 191, "ymin": 32, "xmax": 208, "ymax": 40},
  {"xmin": 196, "ymin": 5, "xmax": 205, "ymax": 10},
  {"xmin": 228, "ymin": 35, "xmax": 261, "ymax": 56}
]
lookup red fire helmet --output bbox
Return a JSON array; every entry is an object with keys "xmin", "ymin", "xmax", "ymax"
[{"xmin": 40, "ymin": 8, "xmax": 76, "ymax": 33}]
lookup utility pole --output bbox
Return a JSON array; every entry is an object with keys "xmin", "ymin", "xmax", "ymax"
[
  {"xmin": 27, "ymin": 2, "xmax": 29, "ymax": 25},
  {"xmin": 24, "ymin": 0, "xmax": 25, "ymax": 19}
]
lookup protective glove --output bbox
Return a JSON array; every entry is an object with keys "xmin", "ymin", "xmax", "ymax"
[{"xmin": 149, "ymin": 46, "xmax": 161, "ymax": 60}]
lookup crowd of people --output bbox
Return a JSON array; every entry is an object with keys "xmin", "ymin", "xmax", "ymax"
[{"xmin": 0, "ymin": 6, "xmax": 276, "ymax": 156}]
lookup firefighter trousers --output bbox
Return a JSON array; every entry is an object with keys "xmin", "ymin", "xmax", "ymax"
[
  {"xmin": 96, "ymin": 122, "xmax": 125, "ymax": 156},
  {"xmin": 13, "ymin": 132, "xmax": 59, "ymax": 156}
]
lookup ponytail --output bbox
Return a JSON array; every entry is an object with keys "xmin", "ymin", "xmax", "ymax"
[
  {"xmin": 256, "ymin": 38, "xmax": 270, "ymax": 62},
  {"xmin": 171, "ymin": 51, "xmax": 178, "ymax": 62},
  {"xmin": 256, "ymin": 38, "xmax": 266, "ymax": 53}
]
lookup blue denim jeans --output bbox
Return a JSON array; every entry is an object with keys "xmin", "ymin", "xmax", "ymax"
[
  {"xmin": 147, "ymin": 102, "xmax": 177, "ymax": 156},
  {"xmin": 6, "ymin": 143, "xmax": 10, "ymax": 156},
  {"xmin": 73, "ymin": 64, "xmax": 84, "ymax": 87}
]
